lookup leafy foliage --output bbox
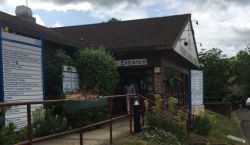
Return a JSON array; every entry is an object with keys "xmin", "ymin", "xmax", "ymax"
[
  {"xmin": 0, "ymin": 107, "xmax": 9, "ymax": 127},
  {"xmin": 140, "ymin": 129, "xmax": 180, "ymax": 145},
  {"xmin": 199, "ymin": 48, "xmax": 230, "ymax": 101},
  {"xmin": 146, "ymin": 113, "xmax": 188, "ymax": 142},
  {"xmin": 232, "ymin": 51, "xmax": 250, "ymax": 96},
  {"xmin": 193, "ymin": 115, "xmax": 212, "ymax": 135},
  {"xmin": 45, "ymin": 49, "xmax": 73, "ymax": 99},
  {"xmin": 154, "ymin": 94, "xmax": 162, "ymax": 114},
  {"xmin": 167, "ymin": 96, "xmax": 177, "ymax": 111},
  {"xmin": 76, "ymin": 48, "xmax": 118, "ymax": 95},
  {"xmin": 0, "ymin": 123, "xmax": 27, "ymax": 145},
  {"xmin": 68, "ymin": 106, "xmax": 109, "ymax": 127},
  {"xmin": 199, "ymin": 48, "xmax": 250, "ymax": 103},
  {"xmin": 32, "ymin": 108, "xmax": 68, "ymax": 137},
  {"xmin": 105, "ymin": 17, "xmax": 121, "ymax": 23},
  {"xmin": 0, "ymin": 123, "xmax": 17, "ymax": 145}
]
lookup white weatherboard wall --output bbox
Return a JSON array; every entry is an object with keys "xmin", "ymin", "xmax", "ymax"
[
  {"xmin": 62, "ymin": 66, "xmax": 79, "ymax": 93},
  {"xmin": 1, "ymin": 31, "xmax": 44, "ymax": 129},
  {"xmin": 174, "ymin": 22, "xmax": 199, "ymax": 67}
]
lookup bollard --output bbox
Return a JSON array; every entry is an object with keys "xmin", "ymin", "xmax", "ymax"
[{"xmin": 133, "ymin": 99, "xmax": 141, "ymax": 133}]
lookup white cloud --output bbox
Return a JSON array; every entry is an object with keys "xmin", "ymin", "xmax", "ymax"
[
  {"xmin": 52, "ymin": 20, "xmax": 63, "ymax": 27},
  {"xmin": 33, "ymin": 14, "xmax": 45, "ymax": 26},
  {"xmin": 161, "ymin": 0, "xmax": 250, "ymax": 56},
  {"xmin": 91, "ymin": 2, "xmax": 148, "ymax": 20},
  {"xmin": 1, "ymin": 0, "xmax": 154, "ymax": 23},
  {"xmin": 2, "ymin": 0, "xmax": 250, "ymax": 56},
  {"xmin": 4, "ymin": 0, "xmax": 92, "ymax": 12},
  {"xmin": 2, "ymin": 0, "xmax": 150, "ymax": 21}
]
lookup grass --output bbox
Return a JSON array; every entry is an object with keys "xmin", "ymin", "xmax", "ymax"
[{"xmin": 189, "ymin": 110, "xmax": 245, "ymax": 145}]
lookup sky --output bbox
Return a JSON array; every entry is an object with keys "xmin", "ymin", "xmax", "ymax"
[{"xmin": 0, "ymin": 0, "xmax": 250, "ymax": 57}]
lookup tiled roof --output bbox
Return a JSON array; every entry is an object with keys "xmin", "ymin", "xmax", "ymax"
[
  {"xmin": 0, "ymin": 11, "xmax": 80, "ymax": 48},
  {"xmin": 52, "ymin": 14, "xmax": 191, "ymax": 52},
  {"xmin": 0, "ymin": 11, "xmax": 191, "ymax": 53}
]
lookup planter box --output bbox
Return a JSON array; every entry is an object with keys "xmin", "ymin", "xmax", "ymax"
[{"xmin": 63, "ymin": 98, "xmax": 108, "ymax": 114}]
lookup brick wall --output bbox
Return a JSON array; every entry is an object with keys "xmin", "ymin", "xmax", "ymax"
[{"xmin": 154, "ymin": 67, "xmax": 165, "ymax": 95}]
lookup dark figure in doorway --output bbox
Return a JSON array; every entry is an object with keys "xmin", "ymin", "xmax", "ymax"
[{"xmin": 124, "ymin": 80, "xmax": 137, "ymax": 113}]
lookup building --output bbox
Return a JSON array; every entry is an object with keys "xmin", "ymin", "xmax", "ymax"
[
  {"xmin": 52, "ymin": 14, "xmax": 200, "ymax": 106},
  {"xmin": 0, "ymin": 10, "xmax": 200, "ymax": 107}
]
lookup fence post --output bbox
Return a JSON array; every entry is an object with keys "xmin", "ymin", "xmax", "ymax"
[
  {"xmin": 141, "ymin": 112, "xmax": 144, "ymax": 127},
  {"xmin": 27, "ymin": 104, "xmax": 32, "ymax": 145},
  {"xmin": 80, "ymin": 123, "xmax": 83, "ymax": 145},
  {"xmin": 109, "ymin": 98, "xmax": 113, "ymax": 144}
]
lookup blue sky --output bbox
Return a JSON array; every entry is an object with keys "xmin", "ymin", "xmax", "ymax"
[{"xmin": 1, "ymin": 0, "xmax": 250, "ymax": 56}]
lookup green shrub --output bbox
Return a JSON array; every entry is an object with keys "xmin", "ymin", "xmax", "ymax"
[
  {"xmin": 0, "ymin": 123, "xmax": 27, "ymax": 145},
  {"xmin": 168, "ymin": 96, "xmax": 177, "ymax": 111},
  {"xmin": 140, "ymin": 129, "xmax": 180, "ymax": 145},
  {"xmin": 0, "ymin": 107, "xmax": 27, "ymax": 145},
  {"xmin": 0, "ymin": 123, "xmax": 16, "ymax": 145},
  {"xmin": 46, "ymin": 49, "xmax": 73, "ymax": 99},
  {"xmin": 15, "ymin": 128, "xmax": 28, "ymax": 143},
  {"xmin": 65, "ymin": 106, "xmax": 109, "ymax": 128},
  {"xmin": 146, "ymin": 113, "xmax": 188, "ymax": 142},
  {"xmin": 82, "ymin": 107, "xmax": 109, "ymax": 125},
  {"xmin": 193, "ymin": 115, "xmax": 212, "ymax": 135},
  {"xmin": 32, "ymin": 108, "xmax": 68, "ymax": 137},
  {"xmin": 76, "ymin": 48, "xmax": 118, "ymax": 95},
  {"xmin": 154, "ymin": 94, "xmax": 162, "ymax": 114}
]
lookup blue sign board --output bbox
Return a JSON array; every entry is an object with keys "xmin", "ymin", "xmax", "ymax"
[{"xmin": 0, "ymin": 30, "xmax": 44, "ymax": 129}]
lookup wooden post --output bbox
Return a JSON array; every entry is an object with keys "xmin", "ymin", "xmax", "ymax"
[
  {"xmin": 80, "ymin": 123, "xmax": 83, "ymax": 145},
  {"xmin": 27, "ymin": 104, "xmax": 32, "ymax": 145},
  {"xmin": 109, "ymin": 98, "xmax": 113, "ymax": 144}
]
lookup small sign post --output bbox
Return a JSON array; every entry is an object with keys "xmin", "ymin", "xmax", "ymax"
[
  {"xmin": 190, "ymin": 70, "xmax": 204, "ymax": 115},
  {"xmin": 188, "ymin": 70, "xmax": 204, "ymax": 130}
]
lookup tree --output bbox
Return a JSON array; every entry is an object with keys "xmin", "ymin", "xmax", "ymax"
[
  {"xmin": 199, "ymin": 48, "xmax": 230, "ymax": 102},
  {"xmin": 233, "ymin": 51, "xmax": 250, "ymax": 96},
  {"xmin": 76, "ymin": 48, "xmax": 118, "ymax": 96},
  {"xmin": 105, "ymin": 17, "xmax": 121, "ymax": 23}
]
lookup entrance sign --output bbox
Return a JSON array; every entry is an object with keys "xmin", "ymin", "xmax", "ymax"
[
  {"xmin": 190, "ymin": 70, "xmax": 204, "ymax": 115},
  {"xmin": 116, "ymin": 58, "xmax": 147, "ymax": 67},
  {"xmin": 62, "ymin": 66, "xmax": 79, "ymax": 93},
  {"xmin": 0, "ymin": 31, "xmax": 44, "ymax": 129}
]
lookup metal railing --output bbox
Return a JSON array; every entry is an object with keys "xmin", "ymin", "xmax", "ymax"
[
  {"xmin": 138, "ymin": 94, "xmax": 194, "ymax": 132},
  {"xmin": 0, "ymin": 93, "xmax": 194, "ymax": 145},
  {"xmin": 0, "ymin": 94, "xmax": 136, "ymax": 145}
]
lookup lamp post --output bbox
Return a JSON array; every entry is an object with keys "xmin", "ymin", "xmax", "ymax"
[{"xmin": 133, "ymin": 99, "xmax": 141, "ymax": 133}]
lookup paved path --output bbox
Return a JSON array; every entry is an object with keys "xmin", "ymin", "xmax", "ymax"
[
  {"xmin": 34, "ymin": 119, "xmax": 130, "ymax": 145},
  {"xmin": 236, "ymin": 109, "xmax": 250, "ymax": 145}
]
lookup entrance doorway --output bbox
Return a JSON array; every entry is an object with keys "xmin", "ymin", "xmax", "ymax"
[
  {"xmin": 116, "ymin": 68, "xmax": 154, "ymax": 96},
  {"xmin": 113, "ymin": 68, "xmax": 154, "ymax": 114}
]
